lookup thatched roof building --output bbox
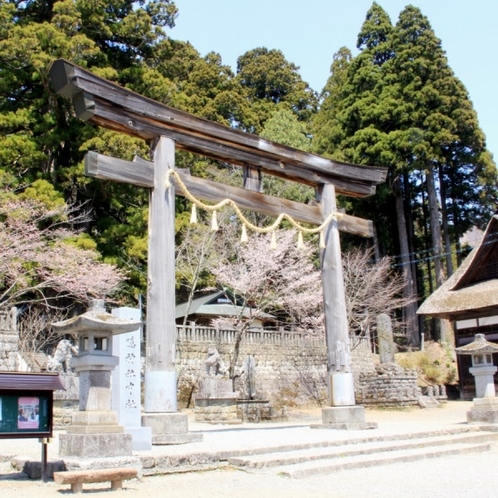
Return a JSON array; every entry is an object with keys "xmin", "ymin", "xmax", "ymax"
[
  {"xmin": 418, "ymin": 214, "xmax": 498, "ymax": 398},
  {"xmin": 418, "ymin": 215, "xmax": 498, "ymax": 321}
]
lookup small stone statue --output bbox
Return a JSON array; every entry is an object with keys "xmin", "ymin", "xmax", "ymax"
[
  {"xmin": 46, "ymin": 339, "xmax": 78, "ymax": 373},
  {"xmin": 205, "ymin": 347, "xmax": 227, "ymax": 376}
]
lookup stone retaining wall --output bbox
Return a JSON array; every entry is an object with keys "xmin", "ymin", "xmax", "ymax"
[
  {"xmin": 176, "ymin": 327, "xmax": 376, "ymax": 409},
  {"xmin": 0, "ymin": 318, "xmax": 428, "ymax": 420},
  {"xmin": 355, "ymin": 362, "xmax": 431, "ymax": 407}
]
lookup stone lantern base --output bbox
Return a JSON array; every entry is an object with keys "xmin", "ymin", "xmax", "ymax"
[
  {"xmin": 59, "ymin": 409, "xmax": 133, "ymax": 458},
  {"xmin": 59, "ymin": 432, "xmax": 132, "ymax": 458},
  {"xmin": 467, "ymin": 397, "xmax": 498, "ymax": 424}
]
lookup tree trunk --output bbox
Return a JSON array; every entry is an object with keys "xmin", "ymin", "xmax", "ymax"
[
  {"xmin": 427, "ymin": 163, "xmax": 450, "ymax": 343},
  {"xmin": 393, "ymin": 176, "xmax": 419, "ymax": 347},
  {"xmin": 426, "ymin": 163, "xmax": 446, "ymax": 288},
  {"xmin": 403, "ymin": 170, "xmax": 419, "ymax": 302},
  {"xmin": 438, "ymin": 164, "xmax": 454, "ymax": 276}
]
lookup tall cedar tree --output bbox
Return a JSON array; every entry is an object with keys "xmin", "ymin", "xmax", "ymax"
[
  {"xmin": 312, "ymin": 2, "xmax": 497, "ymax": 346},
  {"xmin": 385, "ymin": 6, "xmax": 497, "ymax": 342},
  {"xmin": 312, "ymin": 3, "xmax": 420, "ymax": 345}
]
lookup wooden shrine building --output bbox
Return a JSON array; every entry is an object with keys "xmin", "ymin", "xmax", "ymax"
[{"xmin": 418, "ymin": 214, "xmax": 498, "ymax": 399}]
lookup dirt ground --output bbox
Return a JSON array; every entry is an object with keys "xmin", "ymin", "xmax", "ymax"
[
  {"xmin": 2, "ymin": 456, "xmax": 497, "ymax": 498},
  {"xmin": 1, "ymin": 402, "xmax": 496, "ymax": 498}
]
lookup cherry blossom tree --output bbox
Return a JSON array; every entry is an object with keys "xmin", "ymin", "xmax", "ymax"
[
  {"xmin": 342, "ymin": 248, "xmax": 416, "ymax": 343},
  {"xmin": 175, "ymin": 212, "xmax": 234, "ymax": 326},
  {"xmin": 211, "ymin": 229, "xmax": 322, "ymax": 378},
  {"xmin": 211, "ymin": 229, "xmax": 416, "ymax": 377},
  {"xmin": 0, "ymin": 192, "xmax": 124, "ymax": 312}
]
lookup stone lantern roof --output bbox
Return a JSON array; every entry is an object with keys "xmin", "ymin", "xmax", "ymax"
[
  {"xmin": 455, "ymin": 334, "xmax": 498, "ymax": 355},
  {"xmin": 52, "ymin": 299, "xmax": 141, "ymax": 335}
]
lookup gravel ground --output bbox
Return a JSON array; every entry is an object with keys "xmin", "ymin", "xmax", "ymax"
[{"xmin": 1, "ymin": 401, "xmax": 496, "ymax": 497}]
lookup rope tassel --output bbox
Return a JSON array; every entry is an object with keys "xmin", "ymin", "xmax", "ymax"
[
  {"xmin": 190, "ymin": 204, "xmax": 198, "ymax": 224},
  {"xmin": 319, "ymin": 230, "xmax": 325, "ymax": 249},
  {"xmin": 240, "ymin": 224, "xmax": 248, "ymax": 243},
  {"xmin": 211, "ymin": 211, "xmax": 218, "ymax": 231},
  {"xmin": 270, "ymin": 231, "xmax": 277, "ymax": 250},
  {"xmin": 297, "ymin": 231, "xmax": 304, "ymax": 249}
]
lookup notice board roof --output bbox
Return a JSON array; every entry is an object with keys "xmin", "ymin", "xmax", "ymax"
[{"xmin": 0, "ymin": 372, "xmax": 65, "ymax": 391}]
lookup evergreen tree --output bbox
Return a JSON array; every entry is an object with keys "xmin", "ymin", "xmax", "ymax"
[
  {"xmin": 311, "ymin": 2, "xmax": 497, "ymax": 346},
  {"xmin": 236, "ymin": 47, "xmax": 318, "ymax": 133},
  {"xmin": 386, "ymin": 6, "xmax": 497, "ymax": 287}
]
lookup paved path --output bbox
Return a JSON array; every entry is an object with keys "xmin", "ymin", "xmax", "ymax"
[{"xmin": 1, "ymin": 401, "xmax": 496, "ymax": 497}]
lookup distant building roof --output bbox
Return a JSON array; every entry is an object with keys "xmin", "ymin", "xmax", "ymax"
[
  {"xmin": 175, "ymin": 291, "xmax": 275, "ymax": 321},
  {"xmin": 418, "ymin": 215, "xmax": 498, "ymax": 320}
]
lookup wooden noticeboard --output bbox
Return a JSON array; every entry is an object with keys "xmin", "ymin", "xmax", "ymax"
[{"xmin": 0, "ymin": 373, "xmax": 64, "ymax": 439}]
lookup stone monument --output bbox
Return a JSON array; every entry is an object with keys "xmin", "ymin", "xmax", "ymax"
[
  {"xmin": 53, "ymin": 299, "xmax": 141, "ymax": 459},
  {"xmin": 377, "ymin": 313, "xmax": 395, "ymax": 364},
  {"xmin": 111, "ymin": 307, "xmax": 152, "ymax": 450}
]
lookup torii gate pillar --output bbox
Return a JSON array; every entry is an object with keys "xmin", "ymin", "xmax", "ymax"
[
  {"xmin": 314, "ymin": 184, "xmax": 376, "ymax": 430},
  {"xmin": 141, "ymin": 136, "xmax": 201, "ymax": 444}
]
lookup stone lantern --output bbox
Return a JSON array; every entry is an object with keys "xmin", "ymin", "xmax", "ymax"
[
  {"xmin": 52, "ymin": 299, "xmax": 142, "ymax": 458},
  {"xmin": 456, "ymin": 333, "xmax": 498, "ymax": 424}
]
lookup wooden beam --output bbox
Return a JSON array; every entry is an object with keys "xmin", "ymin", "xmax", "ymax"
[
  {"xmin": 49, "ymin": 59, "xmax": 387, "ymax": 198},
  {"xmin": 85, "ymin": 151, "xmax": 153, "ymax": 188},
  {"xmin": 85, "ymin": 152, "xmax": 374, "ymax": 237},
  {"xmin": 88, "ymin": 99, "xmax": 376, "ymax": 197},
  {"xmin": 243, "ymin": 165, "xmax": 262, "ymax": 192}
]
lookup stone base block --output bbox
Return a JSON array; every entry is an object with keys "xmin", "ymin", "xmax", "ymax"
[
  {"xmin": 59, "ymin": 433, "xmax": 132, "ymax": 458},
  {"xmin": 66, "ymin": 410, "xmax": 124, "ymax": 434},
  {"xmin": 194, "ymin": 398, "xmax": 242, "ymax": 424},
  {"xmin": 197, "ymin": 377, "xmax": 237, "ymax": 399},
  {"xmin": 237, "ymin": 400, "xmax": 283, "ymax": 422},
  {"xmin": 311, "ymin": 405, "xmax": 377, "ymax": 430},
  {"xmin": 142, "ymin": 412, "xmax": 203, "ymax": 445},
  {"xmin": 66, "ymin": 424, "xmax": 124, "ymax": 434},
  {"xmin": 125, "ymin": 426, "xmax": 153, "ymax": 451},
  {"xmin": 467, "ymin": 397, "xmax": 498, "ymax": 424}
]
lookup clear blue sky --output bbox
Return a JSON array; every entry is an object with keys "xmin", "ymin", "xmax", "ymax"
[{"xmin": 170, "ymin": 0, "xmax": 498, "ymax": 161}]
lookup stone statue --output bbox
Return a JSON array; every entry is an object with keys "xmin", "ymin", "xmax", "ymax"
[
  {"xmin": 46, "ymin": 339, "xmax": 78, "ymax": 373},
  {"xmin": 205, "ymin": 347, "xmax": 227, "ymax": 376}
]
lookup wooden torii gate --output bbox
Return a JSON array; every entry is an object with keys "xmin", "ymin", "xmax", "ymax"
[{"xmin": 49, "ymin": 60, "xmax": 387, "ymax": 438}]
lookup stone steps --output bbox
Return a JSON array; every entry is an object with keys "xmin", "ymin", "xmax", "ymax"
[{"xmin": 227, "ymin": 429, "xmax": 498, "ymax": 478}]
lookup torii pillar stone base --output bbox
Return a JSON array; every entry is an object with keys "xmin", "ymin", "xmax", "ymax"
[
  {"xmin": 142, "ymin": 413, "xmax": 202, "ymax": 445},
  {"xmin": 311, "ymin": 373, "xmax": 377, "ymax": 430},
  {"xmin": 141, "ymin": 371, "xmax": 202, "ymax": 445}
]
